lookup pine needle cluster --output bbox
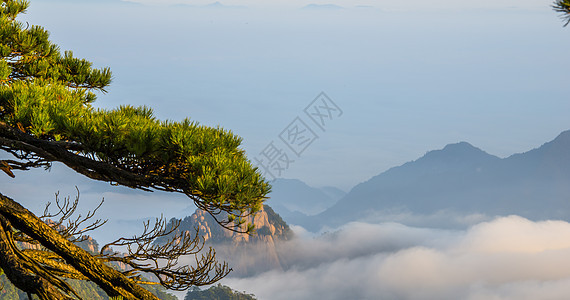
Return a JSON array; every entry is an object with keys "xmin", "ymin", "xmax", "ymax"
[{"xmin": 554, "ymin": 0, "xmax": 570, "ymax": 26}]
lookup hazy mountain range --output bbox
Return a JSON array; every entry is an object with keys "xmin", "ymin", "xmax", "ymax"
[
  {"xmin": 274, "ymin": 129, "xmax": 570, "ymax": 231},
  {"xmin": 302, "ymin": 4, "xmax": 344, "ymax": 10},
  {"xmin": 266, "ymin": 178, "xmax": 345, "ymax": 217}
]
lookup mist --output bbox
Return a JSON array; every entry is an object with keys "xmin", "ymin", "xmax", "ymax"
[{"xmin": 221, "ymin": 216, "xmax": 570, "ymax": 300}]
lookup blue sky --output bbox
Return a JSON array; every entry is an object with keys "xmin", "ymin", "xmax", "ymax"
[
  {"xmin": 3, "ymin": 0, "xmax": 570, "ymax": 222},
  {"xmin": 24, "ymin": 0, "xmax": 568, "ymax": 190}
]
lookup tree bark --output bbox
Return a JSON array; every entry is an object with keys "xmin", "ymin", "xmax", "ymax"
[
  {"xmin": 0, "ymin": 192, "xmax": 160, "ymax": 300},
  {"xmin": 0, "ymin": 216, "xmax": 70, "ymax": 300}
]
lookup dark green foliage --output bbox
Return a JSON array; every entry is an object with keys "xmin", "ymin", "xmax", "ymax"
[
  {"xmin": 0, "ymin": 273, "xmax": 30, "ymax": 299},
  {"xmin": 184, "ymin": 284, "xmax": 257, "ymax": 300},
  {"xmin": 0, "ymin": 274, "xmax": 179, "ymax": 300},
  {"xmin": 554, "ymin": 0, "xmax": 570, "ymax": 26},
  {"xmin": 0, "ymin": 275, "xmax": 109, "ymax": 299},
  {"xmin": 144, "ymin": 285, "xmax": 179, "ymax": 300},
  {"xmin": 0, "ymin": 0, "xmax": 111, "ymax": 90}
]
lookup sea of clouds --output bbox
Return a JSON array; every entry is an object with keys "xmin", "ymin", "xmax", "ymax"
[{"xmin": 221, "ymin": 216, "xmax": 570, "ymax": 300}]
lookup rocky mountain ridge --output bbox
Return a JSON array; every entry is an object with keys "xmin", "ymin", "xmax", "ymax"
[{"xmin": 159, "ymin": 205, "xmax": 292, "ymax": 277}]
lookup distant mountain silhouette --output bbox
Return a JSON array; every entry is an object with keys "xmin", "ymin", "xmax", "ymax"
[
  {"xmin": 170, "ymin": 2, "xmax": 245, "ymax": 9},
  {"xmin": 301, "ymin": 130, "xmax": 570, "ymax": 230},
  {"xmin": 35, "ymin": 0, "xmax": 139, "ymax": 4},
  {"xmin": 302, "ymin": 4, "xmax": 344, "ymax": 10},
  {"xmin": 202, "ymin": 2, "xmax": 246, "ymax": 9},
  {"xmin": 266, "ymin": 178, "xmax": 345, "ymax": 219}
]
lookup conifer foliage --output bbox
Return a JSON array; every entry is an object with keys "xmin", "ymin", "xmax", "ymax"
[
  {"xmin": 554, "ymin": 0, "xmax": 570, "ymax": 26},
  {"xmin": 0, "ymin": 0, "xmax": 270, "ymax": 299}
]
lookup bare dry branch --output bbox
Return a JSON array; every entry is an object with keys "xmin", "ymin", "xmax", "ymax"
[
  {"xmin": 39, "ymin": 188, "xmax": 107, "ymax": 243},
  {"xmin": 100, "ymin": 217, "xmax": 231, "ymax": 290}
]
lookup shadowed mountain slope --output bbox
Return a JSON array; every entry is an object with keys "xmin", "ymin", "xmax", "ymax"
[{"xmin": 304, "ymin": 130, "xmax": 570, "ymax": 230}]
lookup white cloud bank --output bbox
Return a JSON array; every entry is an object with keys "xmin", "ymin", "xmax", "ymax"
[{"xmin": 222, "ymin": 216, "xmax": 570, "ymax": 300}]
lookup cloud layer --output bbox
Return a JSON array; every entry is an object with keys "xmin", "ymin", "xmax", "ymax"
[{"xmin": 222, "ymin": 216, "xmax": 570, "ymax": 300}]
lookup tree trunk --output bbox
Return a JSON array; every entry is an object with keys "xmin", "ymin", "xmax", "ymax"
[
  {"xmin": 0, "ymin": 192, "xmax": 159, "ymax": 300},
  {"xmin": 0, "ymin": 216, "xmax": 69, "ymax": 300}
]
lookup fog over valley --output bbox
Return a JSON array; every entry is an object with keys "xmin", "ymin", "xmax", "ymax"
[{"xmin": 223, "ymin": 217, "xmax": 570, "ymax": 300}]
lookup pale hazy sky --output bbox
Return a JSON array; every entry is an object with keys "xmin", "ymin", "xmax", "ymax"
[
  {"xmin": 3, "ymin": 0, "xmax": 570, "ymax": 214},
  {"xmin": 125, "ymin": 0, "xmax": 545, "ymax": 10}
]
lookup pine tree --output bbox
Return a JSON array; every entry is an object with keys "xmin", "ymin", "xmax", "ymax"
[
  {"xmin": 0, "ymin": 0, "xmax": 270, "ymax": 299},
  {"xmin": 184, "ymin": 284, "xmax": 257, "ymax": 300},
  {"xmin": 554, "ymin": 0, "xmax": 570, "ymax": 26}
]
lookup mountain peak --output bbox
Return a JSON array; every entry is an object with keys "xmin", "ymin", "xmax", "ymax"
[
  {"xmin": 420, "ymin": 141, "xmax": 497, "ymax": 164},
  {"xmin": 202, "ymin": 2, "xmax": 245, "ymax": 9},
  {"xmin": 206, "ymin": 1, "xmax": 223, "ymax": 6},
  {"xmin": 513, "ymin": 129, "xmax": 570, "ymax": 164},
  {"xmin": 440, "ymin": 141, "xmax": 485, "ymax": 154},
  {"xmin": 302, "ymin": 4, "xmax": 344, "ymax": 10},
  {"xmin": 156, "ymin": 206, "xmax": 291, "ymax": 276},
  {"xmin": 303, "ymin": 129, "xmax": 570, "ymax": 232},
  {"xmin": 157, "ymin": 205, "xmax": 292, "ymax": 245},
  {"xmin": 552, "ymin": 129, "xmax": 570, "ymax": 146},
  {"xmin": 267, "ymin": 179, "xmax": 344, "ymax": 216},
  {"xmin": 443, "ymin": 141, "xmax": 475, "ymax": 150}
]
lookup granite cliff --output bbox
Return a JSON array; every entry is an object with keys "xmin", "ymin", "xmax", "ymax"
[{"xmin": 160, "ymin": 205, "xmax": 292, "ymax": 277}]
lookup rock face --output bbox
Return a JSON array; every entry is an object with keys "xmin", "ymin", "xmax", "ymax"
[
  {"xmin": 76, "ymin": 236, "xmax": 99, "ymax": 254},
  {"xmin": 161, "ymin": 205, "xmax": 292, "ymax": 277}
]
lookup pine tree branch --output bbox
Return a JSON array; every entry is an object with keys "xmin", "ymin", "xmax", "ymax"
[
  {"xmin": 0, "ymin": 192, "xmax": 159, "ymax": 300},
  {"xmin": 20, "ymin": 249, "xmax": 88, "ymax": 281},
  {"xmin": 0, "ymin": 121, "xmax": 261, "ymax": 233},
  {"xmin": 0, "ymin": 215, "xmax": 74, "ymax": 300},
  {"xmin": 39, "ymin": 189, "xmax": 108, "ymax": 243},
  {"xmin": 553, "ymin": 0, "xmax": 570, "ymax": 26},
  {"xmin": 100, "ymin": 218, "xmax": 230, "ymax": 290},
  {"xmin": 0, "ymin": 121, "xmax": 157, "ymax": 190}
]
